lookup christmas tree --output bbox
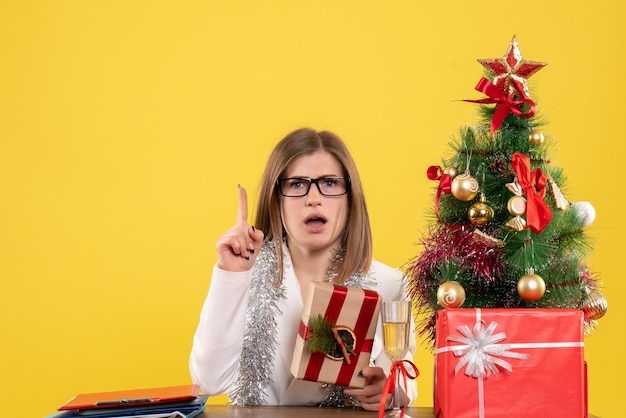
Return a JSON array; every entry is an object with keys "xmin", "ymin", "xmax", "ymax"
[{"xmin": 406, "ymin": 36, "xmax": 608, "ymax": 346}]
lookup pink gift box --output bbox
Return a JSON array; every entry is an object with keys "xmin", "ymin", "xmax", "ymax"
[{"xmin": 434, "ymin": 308, "xmax": 586, "ymax": 418}]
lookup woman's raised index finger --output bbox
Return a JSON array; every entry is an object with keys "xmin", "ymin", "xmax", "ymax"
[{"xmin": 237, "ymin": 184, "xmax": 248, "ymax": 223}]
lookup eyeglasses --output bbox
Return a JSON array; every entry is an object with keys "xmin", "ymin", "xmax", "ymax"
[{"xmin": 277, "ymin": 176, "xmax": 350, "ymax": 197}]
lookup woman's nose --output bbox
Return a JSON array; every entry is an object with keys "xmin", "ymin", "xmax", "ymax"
[{"xmin": 305, "ymin": 184, "xmax": 323, "ymax": 205}]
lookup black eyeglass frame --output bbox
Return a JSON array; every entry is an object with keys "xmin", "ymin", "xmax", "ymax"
[{"xmin": 276, "ymin": 176, "xmax": 350, "ymax": 197}]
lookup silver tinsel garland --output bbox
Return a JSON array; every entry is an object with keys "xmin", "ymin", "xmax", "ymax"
[
  {"xmin": 230, "ymin": 242, "xmax": 376, "ymax": 408},
  {"xmin": 231, "ymin": 240, "xmax": 284, "ymax": 406}
]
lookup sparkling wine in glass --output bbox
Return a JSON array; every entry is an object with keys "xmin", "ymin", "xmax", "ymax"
[{"xmin": 381, "ymin": 300, "xmax": 411, "ymax": 418}]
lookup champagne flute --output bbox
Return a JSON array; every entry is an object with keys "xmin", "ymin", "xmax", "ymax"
[{"xmin": 381, "ymin": 300, "xmax": 411, "ymax": 418}]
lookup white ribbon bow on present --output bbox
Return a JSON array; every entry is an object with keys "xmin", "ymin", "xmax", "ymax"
[{"xmin": 447, "ymin": 320, "xmax": 530, "ymax": 378}]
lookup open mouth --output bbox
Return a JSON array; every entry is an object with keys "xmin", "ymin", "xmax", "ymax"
[{"xmin": 305, "ymin": 214, "xmax": 327, "ymax": 227}]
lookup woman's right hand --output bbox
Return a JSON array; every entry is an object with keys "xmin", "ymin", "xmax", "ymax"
[{"xmin": 216, "ymin": 185, "xmax": 265, "ymax": 272}]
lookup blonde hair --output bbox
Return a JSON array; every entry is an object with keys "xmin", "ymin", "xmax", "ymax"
[{"xmin": 254, "ymin": 128, "xmax": 372, "ymax": 285}]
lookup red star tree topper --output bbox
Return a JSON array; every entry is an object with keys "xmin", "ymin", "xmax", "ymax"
[{"xmin": 478, "ymin": 35, "xmax": 547, "ymax": 100}]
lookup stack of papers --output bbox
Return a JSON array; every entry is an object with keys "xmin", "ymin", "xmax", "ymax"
[{"xmin": 47, "ymin": 384, "xmax": 207, "ymax": 418}]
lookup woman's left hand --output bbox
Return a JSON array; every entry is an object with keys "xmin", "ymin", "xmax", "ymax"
[{"xmin": 343, "ymin": 366, "xmax": 406, "ymax": 411}]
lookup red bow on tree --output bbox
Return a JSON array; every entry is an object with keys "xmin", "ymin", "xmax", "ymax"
[
  {"xmin": 427, "ymin": 166, "xmax": 452, "ymax": 195},
  {"xmin": 465, "ymin": 77, "xmax": 536, "ymax": 137},
  {"xmin": 426, "ymin": 166, "xmax": 451, "ymax": 225},
  {"xmin": 426, "ymin": 166, "xmax": 467, "ymax": 230},
  {"xmin": 511, "ymin": 152, "xmax": 552, "ymax": 234}
]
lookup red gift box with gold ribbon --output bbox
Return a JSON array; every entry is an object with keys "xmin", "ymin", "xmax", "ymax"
[
  {"xmin": 434, "ymin": 308, "xmax": 586, "ymax": 418},
  {"xmin": 290, "ymin": 282, "xmax": 381, "ymax": 388}
]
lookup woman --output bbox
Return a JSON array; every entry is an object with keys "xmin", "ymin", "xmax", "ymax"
[{"xmin": 189, "ymin": 128, "xmax": 417, "ymax": 410}]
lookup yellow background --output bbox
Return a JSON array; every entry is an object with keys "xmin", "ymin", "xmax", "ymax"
[{"xmin": 1, "ymin": 2, "xmax": 623, "ymax": 417}]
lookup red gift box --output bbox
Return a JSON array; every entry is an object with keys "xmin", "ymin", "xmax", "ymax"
[
  {"xmin": 434, "ymin": 308, "xmax": 585, "ymax": 418},
  {"xmin": 290, "ymin": 282, "xmax": 381, "ymax": 388}
]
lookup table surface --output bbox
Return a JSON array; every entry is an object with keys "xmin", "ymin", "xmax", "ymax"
[
  {"xmin": 196, "ymin": 405, "xmax": 600, "ymax": 417},
  {"xmin": 197, "ymin": 405, "xmax": 432, "ymax": 417}
]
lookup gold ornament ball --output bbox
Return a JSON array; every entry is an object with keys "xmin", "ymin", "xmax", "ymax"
[
  {"xmin": 507, "ymin": 195, "xmax": 527, "ymax": 216},
  {"xmin": 529, "ymin": 130, "xmax": 545, "ymax": 145},
  {"xmin": 451, "ymin": 173, "xmax": 479, "ymax": 201},
  {"xmin": 468, "ymin": 200, "xmax": 495, "ymax": 226},
  {"xmin": 443, "ymin": 166, "xmax": 459, "ymax": 179},
  {"xmin": 437, "ymin": 281, "xmax": 466, "ymax": 308},
  {"xmin": 582, "ymin": 290, "xmax": 608, "ymax": 320},
  {"xmin": 517, "ymin": 273, "xmax": 546, "ymax": 301}
]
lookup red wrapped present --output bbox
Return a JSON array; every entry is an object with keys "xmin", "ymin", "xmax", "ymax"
[
  {"xmin": 290, "ymin": 282, "xmax": 381, "ymax": 388},
  {"xmin": 434, "ymin": 308, "xmax": 585, "ymax": 418}
]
